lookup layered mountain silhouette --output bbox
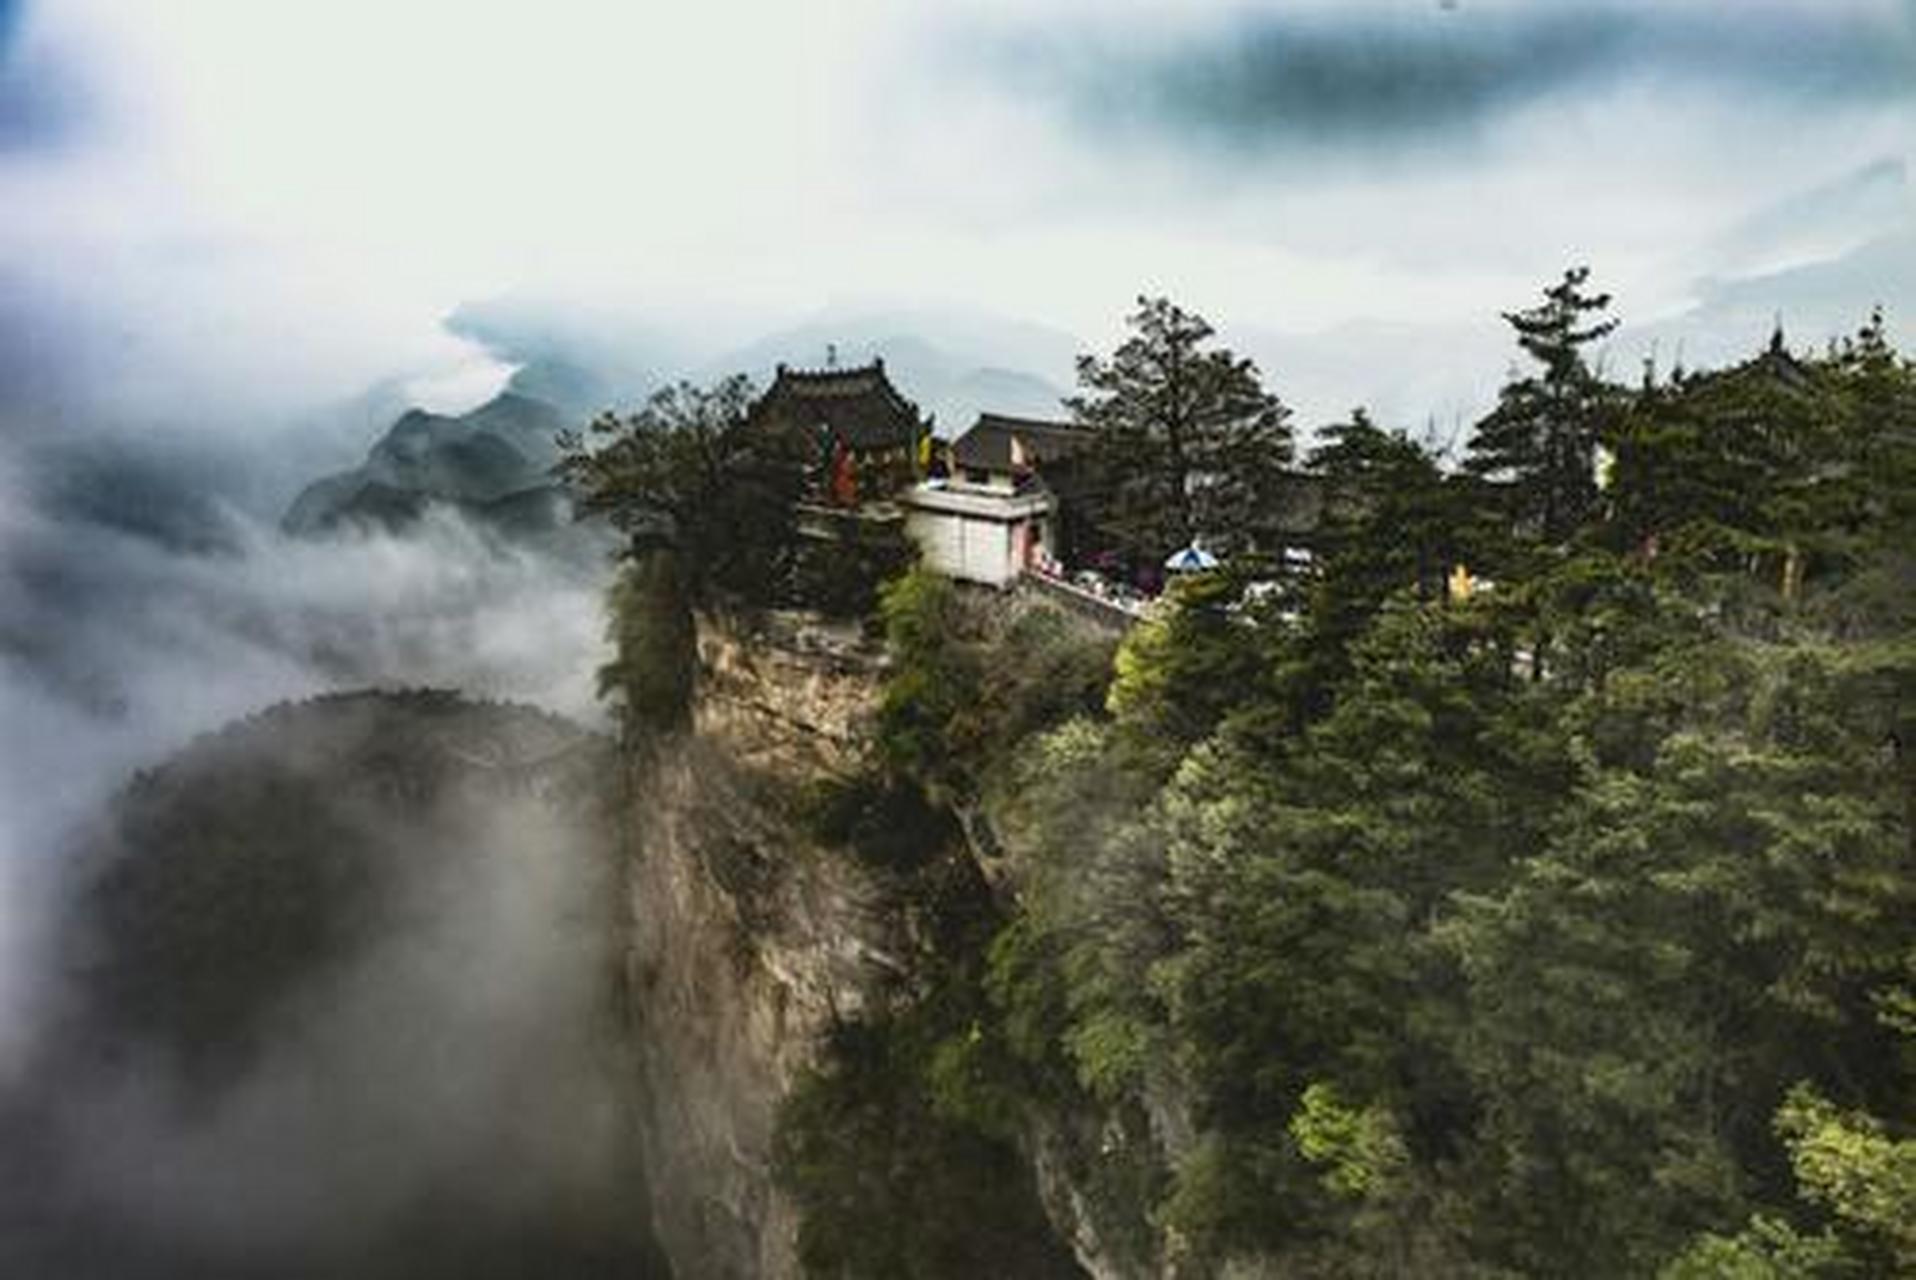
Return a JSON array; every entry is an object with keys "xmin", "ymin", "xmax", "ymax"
[
  {"xmin": 283, "ymin": 302, "xmax": 1083, "ymax": 541},
  {"xmin": 282, "ymin": 392, "xmax": 574, "ymax": 538}
]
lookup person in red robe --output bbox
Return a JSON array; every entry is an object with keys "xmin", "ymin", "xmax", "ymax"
[{"xmin": 830, "ymin": 437, "xmax": 858, "ymax": 506}]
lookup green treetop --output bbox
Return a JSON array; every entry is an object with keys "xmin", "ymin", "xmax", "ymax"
[
  {"xmin": 555, "ymin": 374, "xmax": 809, "ymax": 604},
  {"xmin": 1067, "ymin": 296, "xmax": 1294, "ymax": 568},
  {"xmin": 1466, "ymin": 266, "xmax": 1621, "ymax": 559},
  {"xmin": 556, "ymin": 374, "xmax": 810, "ymax": 737}
]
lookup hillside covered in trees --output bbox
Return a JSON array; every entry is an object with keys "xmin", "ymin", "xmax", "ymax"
[
  {"xmin": 6, "ymin": 692, "xmax": 664, "ymax": 1280},
  {"xmin": 728, "ymin": 276, "xmax": 1915, "ymax": 1277}
]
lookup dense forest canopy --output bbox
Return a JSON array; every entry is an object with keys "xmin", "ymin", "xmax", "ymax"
[{"xmin": 756, "ymin": 272, "xmax": 1916, "ymax": 1278}]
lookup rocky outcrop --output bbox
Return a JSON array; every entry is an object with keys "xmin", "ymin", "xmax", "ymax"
[
  {"xmin": 692, "ymin": 611, "xmax": 886, "ymax": 782},
  {"xmin": 621, "ymin": 612, "xmax": 908, "ymax": 1279}
]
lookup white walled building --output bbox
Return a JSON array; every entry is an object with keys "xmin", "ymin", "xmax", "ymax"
[
  {"xmin": 901, "ymin": 414, "xmax": 1092, "ymax": 587},
  {"xmin": 903, "ymin": 482, "xmax": 1056, "ymax": 587}
]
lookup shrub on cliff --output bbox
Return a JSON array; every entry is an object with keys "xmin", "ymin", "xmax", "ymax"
[{"xmin": 875, "ymin": 567, "xmax": 1115, "ymax": 805}]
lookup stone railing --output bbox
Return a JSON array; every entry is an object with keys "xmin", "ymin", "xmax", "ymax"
[{"xmin": 1016, "ymin": 570, "xmax": 1145, "ymax": 633}]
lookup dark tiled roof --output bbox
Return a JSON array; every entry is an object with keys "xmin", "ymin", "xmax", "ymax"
[
  {"xmin": 1671, "ymin": 329, "xmax": 1820, "ymax": 400},
  {"xmin": 749, "ymin": 359, "xmax": 927, "ymax": 450},
  {"xmin": 951, "ymin": 413, "xmax": 1096, "ymax": 472}
]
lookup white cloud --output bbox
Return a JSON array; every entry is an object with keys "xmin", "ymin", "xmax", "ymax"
[{"xmin": 4, "ymin": 0, "xmax": 1911, "ymax": 414}]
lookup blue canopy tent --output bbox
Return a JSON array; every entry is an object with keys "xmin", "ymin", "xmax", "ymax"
[{"xmin": 1163, "ymin": 545, "xmax": 1220, "ymax": 573}]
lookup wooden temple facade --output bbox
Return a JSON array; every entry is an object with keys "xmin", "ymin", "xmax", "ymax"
[{"xmin": 746, "ymin": 359, "xmax": 931, "ymax": 511}]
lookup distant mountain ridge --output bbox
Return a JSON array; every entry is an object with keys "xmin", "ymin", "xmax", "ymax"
[
  {"xmin": 282, "ymin": 304, "xmax": 1085, "ymax": 539},
  {"xmin": 448, "ymin": 293, "xmax": 1083, "ymax": 432},
  {"xmin": 282, "ymin": 391, "xmax": 575, "ymax": 538}
]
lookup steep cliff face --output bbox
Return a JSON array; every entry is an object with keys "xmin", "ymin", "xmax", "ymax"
[
  {"xmin": 621, "ymin": 604, "xmax": 1170, "ymax": 1280},
  {"xmin": 621, "ymin": 612, "xmax": 909, "ymax": 1279}
]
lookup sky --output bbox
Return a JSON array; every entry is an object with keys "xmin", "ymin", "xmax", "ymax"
[{"xmin": 2, "ymin": 0, "xmax": 1912, "ymax": 429}]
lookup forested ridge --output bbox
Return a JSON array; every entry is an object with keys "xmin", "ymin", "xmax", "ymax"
[
  {"xmin": 10, "ymin": 692, "xmax": 665, "ymax": 1280},
  {"xmin": 755, "ymin": 277, "xmax": 1915, "ymax": 1277}
]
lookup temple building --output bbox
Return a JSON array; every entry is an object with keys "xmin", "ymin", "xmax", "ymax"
[
  {"xmin": 746, "ymin": 358, "xmax": 931, "ymax": 509},
  {"xmin": 904, "ymin": 412, "xmax": 1099, "ymax": 587},
  {"xmin": 741, "ymin": 358, "xmax": 930, "ymax": 605}
]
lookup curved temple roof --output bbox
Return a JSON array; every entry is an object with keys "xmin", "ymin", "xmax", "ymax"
[
  {"xmin": 749, "ymin": 358, "xmax": 929, "ymax": 450},
  {"xmin": 950, "ymin": 413, "xmax": 1095, "ymax": 472}
]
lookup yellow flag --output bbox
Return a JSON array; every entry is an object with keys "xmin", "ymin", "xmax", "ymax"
[{"xmin": 917, "ymin": 430, "xmax": 932, "ymax": 475}]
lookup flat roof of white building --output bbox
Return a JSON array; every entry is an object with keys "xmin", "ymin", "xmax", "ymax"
[{"xmin": 902, "ymin": 481, "xmax": 1054, "ymax": 522}]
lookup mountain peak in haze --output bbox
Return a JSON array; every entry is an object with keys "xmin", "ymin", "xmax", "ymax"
[{"xmin": 282, "ymin": 391, "xmax": 574, "ymax": 539}]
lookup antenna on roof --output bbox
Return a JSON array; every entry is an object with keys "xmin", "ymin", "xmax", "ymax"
[{"xmin": 826, "ymin": 343, "xmax": 838, "ymax": 369}]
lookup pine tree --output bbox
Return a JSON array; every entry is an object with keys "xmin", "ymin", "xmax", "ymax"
[
  {"xmin": 1466, "ymin": 266, "xmax": 1621, "ymax": 557},
  {"xmin": 1067, "ymin": 297, "xmax": 1293, "ymax": 569},
  {"xmin": 1307, "ymin": 411, "xmax": 1459, "ymax": 603},
  {"xmin": 1823, "ymin": 307, "xmax": 1916, "ymax": 612},
  {"xmin": 1281, "ymin": 410, "xmax": 1465, "ymax": 719}
]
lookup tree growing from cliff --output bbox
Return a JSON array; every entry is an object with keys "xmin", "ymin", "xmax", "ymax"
[
  {"xmin": 1067, "ymin": 296, "xmax": 1294, "ymax": 568},
  {"xmin": 557, "ymin": 375, "xmax": 810, "ymax": 735},
  {"xmin": 556, "ymin": 374, "xmax": 809, "ymax": 605}
]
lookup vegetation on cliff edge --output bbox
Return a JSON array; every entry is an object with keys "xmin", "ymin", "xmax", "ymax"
[{"xmin": 763, "ymin": 282, "xmax": 1914, "ymax": 1278}]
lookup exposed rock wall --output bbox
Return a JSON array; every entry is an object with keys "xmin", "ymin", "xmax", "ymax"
[
  {"xmin": 692, "ymin": 610, "xmax": 884, "ymax": 782},
  {"xmin": 621, "ymin": 612, "xmax": 906, "ymax": 1279},
  {"xmin": 621, "ymin": 604, "xmax": 1175, "ymax": 1279}
]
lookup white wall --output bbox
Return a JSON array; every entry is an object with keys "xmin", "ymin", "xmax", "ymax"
[{"xmin": 907, "ymin": 509, "xmax": 1017, "ymax": 587}]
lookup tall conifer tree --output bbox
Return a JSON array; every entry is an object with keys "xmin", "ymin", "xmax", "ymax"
[
  {"xmin": 1466, "ymin": 266, "xmax": 1620, "ymax": 555},
  {"xmin": 1068, "ymin": 297, "xmax": 1293, "ymax": 568}
]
